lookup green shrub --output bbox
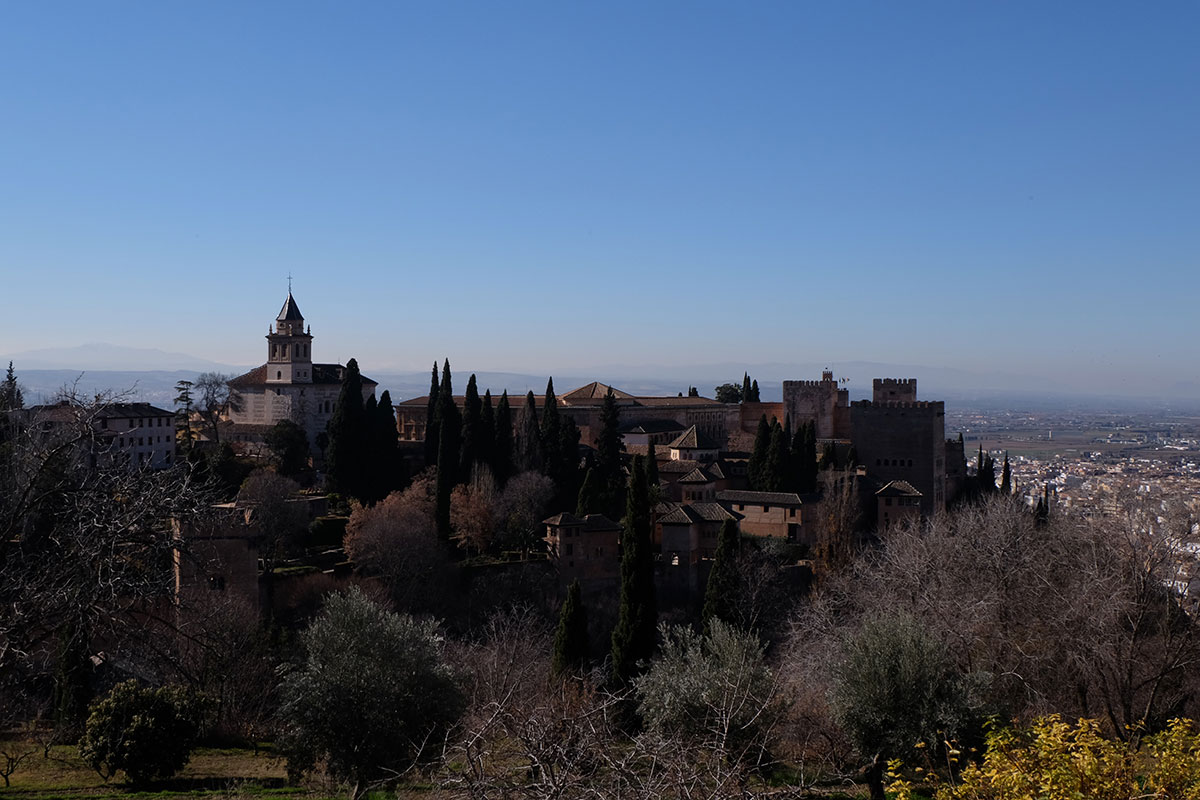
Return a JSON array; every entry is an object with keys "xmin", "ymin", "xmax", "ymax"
[{"xmin": 78, "ymin": 680, "xmax": 207, "ymax": 785}]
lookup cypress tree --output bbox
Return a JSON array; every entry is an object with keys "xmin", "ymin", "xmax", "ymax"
[
  {"xmin": 646, "ymin": 441, "xmax": 659, "ymax": 491},
  {"xmin": 1000, "ymin": 452, "xmax": 1012, "ymax": 495},
  {"xmin": 460, "ymin": 374, "xmax": 482, "ymax": 480},
  {"xmin": 326, "ymin": 358, "xmax": 366, "ymax": 498},
  {"xmin": 2, "ymin": 361, "xmax": 24, "ymax": 411},
  {"xmin": 577, "ymin": 467, "xmax": 603, "ymax": 516},
  {"xmin": 541, "ymin": 378, "xmax": 563, "ymax": 482},
  {"xmin": 750, "ymin": 379, "xmax": 760, "ymax": 402},
  {"xmin": 516, "ymin": 391, "xmax": 542, "ymax": 473},
  {"xmin": 478, "ymin": 390, "xmax": 495, "ymax": 478},
  {"xmin": 741, "ymin": 373, "xmax": 752, "ymax": 404},
  {"xmin": 552, "ymin": 580, "xmax": 589, "ymax": 678},
  {"xmin": 493, "ymin": 391, "xmax": 514, "ymax": 483},
  {"xmin": 687, "ymin": 386, "xmax": 699, "ymax": 397},
  {"xmin": 556, "ymin": 415, "xmax": 582, "ymax": 507},
  {"xmin": 363, "ymin": 394, "xmax": 379, "ymax": 497},
  {"xmin": 748, "ymin": 414, "xmax": 771, "ymax": 490},
  {"xmin": 611, "ymin": 455, "xmax": 656, "ymax": 688},
  {"xmin": 372, "ymin": 390, "xmax": 400, "ymax": 502},
  {"xmin": 424, "ymin": 362, "xmax": 440, "ymax": 467},
  {"xmin": 434, "ymin": 361, "xmax": 460, "ymax": 540},
  {"xmin": 595, "ymin": 388, "xmax": 625, "ymax": 516},
  {"xmin": 763, "ymin": 420, "xmax": 788, "ymax": 492},
  {"xmin": 701, "ymin": 518, "xmax": 740, "ymax": 634}
]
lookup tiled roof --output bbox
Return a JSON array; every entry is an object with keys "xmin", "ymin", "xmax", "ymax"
[
  {"xmin": 619, "ymin": 419, "xmax": 686, "ymax": 434},
  {"xmin": 659, "ymin": 502, "xmax": 740, "ymax": 525},
  {"xmin": 658, "ymin": 459, "xmax": 702, "ymax": 475},
  {"xmin": 716, "ymin": 489, "xmax": 804, "ymax": 505},
  {"xmin": 691, "ymin": 502, "xmax": 740, "ymax": 522},
  {"xmin": 95, "ymin": 402, "xmax": 174, "ymax": 418},
  {"xmin": 582, "ymin": 514, "xmax": 622, "ymax": 531},
  {"xmin": 677, "ymin": 467, "xmax": 715, "ymax": 484},
  {"xmin": 876, "ymin": 480, "xmax": 922, "ymax": 497},
  {"xmin": 562, "ymin": 382, "xmax": 635, "ymax": 402},
  {"xmin": 230, "ymin": 363, "xmax": 377, "ymax": 388},
  {"xmin": 666, "ymin": 424, "xmax": 721, "ymax": 451},
  {"xmin": 543, "ymin": 512, "xmax": 583, "ymax": 526},
  {"xmin": 659, "ymin": 505, "xmax": 701, "ymax": 525}
]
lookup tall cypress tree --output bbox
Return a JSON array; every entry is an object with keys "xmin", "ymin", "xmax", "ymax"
[
  {"xmin": 540, "ymin": 378, "xmax": 563, "ymax": 482},
  {"xmin": 326, "ymin": 358, "xmax": 366, "ymax": 498},
  {"xmin": 424, "ymin": 362, "xmax": 440, "ymax": 467},
  {"xmin": 552, "ymin": 579, "xmax": 589, "ymax": 678},
  {"xmin": 1, "ymin": 361, "xmax": 24, "ymax": 411},
  {"xmin": 460, "ymin": 374, "xmax": 482, "ymax": 480},
  {"xmin": 435, "ymin": 361, "xmax": 460, "ymax": 540},
  {"xmin": 701, "ymin": 518, "xmax": 740, "ymax": 634},
  {"xmin": 610, "ymin": 456, "xmax": 656, "ymax": 688},
  {"xmin": 763, "ymin": 420, "xmax": 788, "ymax": 492},
  {"xmin": 646, "ymin": 441, "xmax": 659, "ymax": 493},
  {"xmin": 1000, "ymin": 451, "xmax": 1011, "ymax": 495},
  {"xmin": 516, "ymin": 391, "xmax": 542, "ymax": 473},
  {"xmin": 742, "ymin": 373, "xmax": 752, "ymax": 404},
  {"xmin": 493, "ymin": 391, "xmax": 514, "ymax": 483},
  {"xmin": 594, "ymin": 388, "xmax": 625, "ymax": 517},
  {"xmin": 372, "ymin": 389, "xmax": 400, "ymax": 502},
  {"xmin": 556, "ymin": 415, "xmax": 582, "ymax": 508},
  {"xmin": 750, "ymin": 379, "xmax": 760, "ymax": 402},
  {"xmin": 748, "ymin": 415, "xmax": 771, "ymax": 490},
  {"xmin": 478, "ymin": 389, "xmax": 495, "ymax": 479}
]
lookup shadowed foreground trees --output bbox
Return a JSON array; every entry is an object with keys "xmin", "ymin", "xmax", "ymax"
[{"xmin": 278, "ymin": 586, "xmax": 464, "ymax": 800}]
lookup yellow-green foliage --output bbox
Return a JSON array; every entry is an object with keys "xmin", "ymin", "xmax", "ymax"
[{"xmin": 889, "ymin": 716, "xmax": 1200, "ymax": 800}]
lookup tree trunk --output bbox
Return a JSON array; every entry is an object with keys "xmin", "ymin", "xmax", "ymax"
[{"xmin": 868, "ymin": 754, "xmax": 885, "ymax": 800}]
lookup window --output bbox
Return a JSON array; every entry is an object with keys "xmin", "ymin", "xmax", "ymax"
[
  {"xmin": 762, "ymin": 505, "xmax": 770, "ymax": 512},
  {"xmin": 277, "ymin": 371, "xmax": 282, "ymax": 379},
  {"xmin": 138, "ymin": 438, "xmax": 144, "ymax": 446},
  {"xmin": 789, "ymin": 508, "xmax": 796, "ymax": 517}
]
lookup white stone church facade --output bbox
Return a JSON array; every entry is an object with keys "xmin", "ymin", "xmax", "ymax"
[{"xmin": 227, "ymin": 292, "xmax": 376, "ymax": 456}]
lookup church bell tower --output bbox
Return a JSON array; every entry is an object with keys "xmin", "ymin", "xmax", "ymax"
[{"xmin": 266, "ymin": 291, "xmax": 314, "ymax": 384}]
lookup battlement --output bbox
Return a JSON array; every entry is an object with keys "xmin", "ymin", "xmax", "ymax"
[
  {"xmin": 784, "ymin": 379, "xmax": 836, "ymax": 390},
  {"xmin": 872, "ymin": 377, "xmax": 917, "ymax": 403},
  {"xmin": 852, "ymin": 400, "xmax": 943, "ymax": 413}
]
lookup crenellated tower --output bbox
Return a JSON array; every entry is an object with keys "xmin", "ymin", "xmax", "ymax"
[{"xmin": 266, "ymin": 292, "xmax": 314, "ymax": 384}]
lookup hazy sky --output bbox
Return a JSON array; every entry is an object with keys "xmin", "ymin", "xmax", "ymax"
[{"xmin": 3, "ymin": 2, "xmax": 1197, "ymax": 396}]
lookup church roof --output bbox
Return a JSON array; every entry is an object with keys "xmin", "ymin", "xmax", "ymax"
[
  {"xmin": 229, "ymin": 363, "xmax": 377, "ymax": 388},
  {"xmin": 277, "ymin": 292, "xmax": 304, "ymax": 322}
]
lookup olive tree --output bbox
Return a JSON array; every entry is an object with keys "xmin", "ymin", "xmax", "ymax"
[
  {"xmin": 830, "ymin": 614, "xmax": 977, "ymax": 800},
  {"xmin": 277, "ymin": 586, "xmax": 464, "ymax": 799}
]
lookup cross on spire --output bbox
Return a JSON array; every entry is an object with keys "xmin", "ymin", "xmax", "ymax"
[{"xmin": 287, "ymin": 273, "xmax": 293, "ymax": 293}]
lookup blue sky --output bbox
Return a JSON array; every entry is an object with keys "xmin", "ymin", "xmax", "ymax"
[{"xmin": 2, "ymin": 2, "xmax": 1197, "ymax": 396}]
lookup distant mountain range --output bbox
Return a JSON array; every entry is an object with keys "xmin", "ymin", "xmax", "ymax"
[{"xmin": 4, "ymin": 344, "xmax": 1196, "ymax": 413}]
